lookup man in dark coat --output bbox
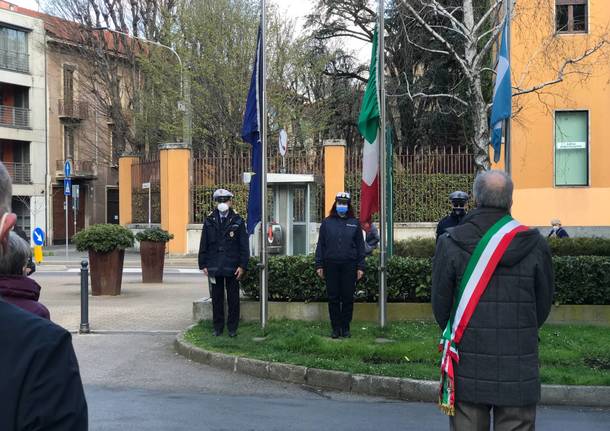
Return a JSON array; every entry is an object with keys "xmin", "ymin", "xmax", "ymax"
[
  {"xmin": 436, "ymin": 191, "xmax": 469, "ymax": 240},
  {"xmin": 0, "ymin": 162, "xmax": 88, "ymax": 430},
  {"xmin": 198, "ymin": 188, "xmax": 249, "ymax": 337},
  {"xmin": 432, "ymin": 170, "xmax": 554, "ymax": 430}
]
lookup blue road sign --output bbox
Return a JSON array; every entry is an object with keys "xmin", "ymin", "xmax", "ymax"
[
  {"xmin": 32, "ymin": 227, "xmax": 45, "ymax": 245},
  {"xmin": 64, "ymin": 178, "xmax": 72, "ymax": 196},
  {"xmin": 64, "ymin": 159, "xmax": 72, "ymax": 177}
]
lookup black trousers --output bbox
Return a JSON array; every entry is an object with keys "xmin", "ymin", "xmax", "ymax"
[
  {"xmin": 325, "ymin": 261, "xmax": 357, "ymax": 332},
  {"xmin": 210, "ymin": 276, "xmax": 240, "ymax": 332}
]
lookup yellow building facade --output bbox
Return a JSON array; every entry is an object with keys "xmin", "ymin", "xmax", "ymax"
[{"xmin": 507, "ymin": 0, "xmax": 610, "ymax": 230}]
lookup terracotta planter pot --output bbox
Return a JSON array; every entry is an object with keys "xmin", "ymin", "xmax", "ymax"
[
  {"xmin": 140, "ymin": 241, "xmax": 166, "ymax": 283},
  {"xmin": 88, "ymin": 249, "xmax": 125, "ymax": 296}
]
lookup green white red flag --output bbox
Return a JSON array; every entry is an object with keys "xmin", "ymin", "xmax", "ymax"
[
  {"xmin": 438, "ymin": 215, "xmax": 528, "ymax": 415},
  {"xmin": 358, "ymin": 27, "xmax": 380, "ymax": 225}
]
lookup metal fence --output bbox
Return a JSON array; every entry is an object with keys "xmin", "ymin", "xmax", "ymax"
[
  {"xmin": 131, "ymin": 156, "xmax": 160, "ymax": 224},
  {"xmin": 3, "ymin": 162, "xmax": 31, "ymax": 184},
  {"xmin": 345, "ymin": 146, "xmax": 476, "ymax": 223},
  {"xmin": 0, "ymin": 105, "xmax": 29, "ymax": 128},
  {"xmin": 192, "ymin": 149, "xmax": 324, "ymax": 224}
]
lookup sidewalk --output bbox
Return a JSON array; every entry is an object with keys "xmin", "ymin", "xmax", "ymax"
[
  {"xmin": 37, "ymin": 245, "xmax": 198, "ymax": 269},
  {"xmin": 33, "ymin": 272, "xmax": 207, "ymax": 332}
]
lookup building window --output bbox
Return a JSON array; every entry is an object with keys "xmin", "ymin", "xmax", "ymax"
[
  {"xmin": 555, "ymin": 111, "xmax": 588, "ymax": 186},
  {"xmin": 0, "ymin": 25, "xmax": 28, "ymax": 73},
  {"xmin": 64, "ymin": 125, "xmax": 75, "ymax": 159},
  {"xmin": 556, "ymin": 0, "xmax": 588, "ymax": 34}
]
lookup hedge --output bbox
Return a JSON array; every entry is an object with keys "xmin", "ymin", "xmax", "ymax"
[
  {"xmin": 241, "ymin": 255, "xmax": 610, "ymax": 305},
  {"xmin": 393, "ymin": 237, "xmax": 610, "ymax": 258}
]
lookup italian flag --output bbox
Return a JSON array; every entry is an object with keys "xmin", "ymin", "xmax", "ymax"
[{"xmin": 358, "ymin": 27, "xmax": 380, "ymax": 225}]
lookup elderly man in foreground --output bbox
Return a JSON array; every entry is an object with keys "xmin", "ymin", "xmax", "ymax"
[
  {"xmin": 0, "ymin": 162, "xmax": 88, "ymax": 430},
  {"xmin": 432, "ymin": 170, "xmax": 554, "ymax": 431}
]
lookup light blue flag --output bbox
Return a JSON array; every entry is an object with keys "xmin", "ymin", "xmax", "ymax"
[{"xmin": 490, "ymin": 18, "xmax": 512, "ymax": 163}]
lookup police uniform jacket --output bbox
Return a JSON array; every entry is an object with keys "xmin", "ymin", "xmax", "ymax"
[
  {"xmin": 436, "ymin": 211, "xmax": 466, "ymax": 240},
  {"xmin": 198, "ymin": 209, "xmax": 249, "ymax": 277},
  {"xmin": 315, "ymin": 215, "xmax": 366, "ymax": 270}
]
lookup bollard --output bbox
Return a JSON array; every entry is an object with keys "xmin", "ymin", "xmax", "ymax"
[{"xmin": 79, "ymin": 260, "xmax": 90, "ymax": 334}]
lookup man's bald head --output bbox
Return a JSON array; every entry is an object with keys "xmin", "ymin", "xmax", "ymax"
[
  {"xmin": 0, "ymin": 162, "xmax": 11, "ymax": 215},
  {"xmin": 473, "ymin": 170, "xmax": 513, "ymax": 210}
]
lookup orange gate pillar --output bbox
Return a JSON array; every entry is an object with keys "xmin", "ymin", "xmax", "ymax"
[
  {"xmin": 323, "ymin": 139, "xmax": 346, "ymax": 215},
  {"xmin": 159, "ymin": 143, "xmax": 191, "ymax": 254},
  {"xmin": 118, "ymin": 155, "xmax": 139, "ymax": 225}
]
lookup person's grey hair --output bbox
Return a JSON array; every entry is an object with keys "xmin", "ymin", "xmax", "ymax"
[
  {"xmin": 0, "ymin": 231, "xmax": 31, "ymax": 275},
  {"xmin": 473, "ymin": 170, "xmax": 514, "ymax": 210},
  {"xmin": 0, "ymin": 162, "xmax": 11, "ymax": 214}
]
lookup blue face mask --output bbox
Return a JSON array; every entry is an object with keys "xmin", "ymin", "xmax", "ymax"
[{"xmin": 336, "ymin": 204, "xmax": 348, "ymax": 216}]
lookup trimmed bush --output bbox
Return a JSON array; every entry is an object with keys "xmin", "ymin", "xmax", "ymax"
[
  {"xmin": 241, "ymin": 255, "xmax": 609, "ymax": 305},
  {"xmin": 135, "ymin": 227, "xmax": 174, "ymax": 243},
  {"xmin": 393, "ymin": 236, "xmax": 610, "ymax": 259},
  {"xmin": 73, "ymin": 224, "xmax": 134, "ymax": 253}
]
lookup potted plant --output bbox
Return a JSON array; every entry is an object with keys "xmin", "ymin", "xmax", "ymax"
[
  {"xmin": 73, "ymin": 224, "xmax": 134, "ymax": 296},
  {"xmin": 135, "ymin": 227, "xmax": 173, "ymax": 283}
]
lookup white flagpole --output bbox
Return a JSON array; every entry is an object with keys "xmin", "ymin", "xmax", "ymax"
[
  {"xmin": 260, "ymin": 0, "xmax": 268, "ymax": 331},
  {"xmin": 378, "ymin": 0, "xmax": 387, "ymax": 329},
  {"xmin": 504, "ymin": 0, "xmax": 512, "ymax": 174}
]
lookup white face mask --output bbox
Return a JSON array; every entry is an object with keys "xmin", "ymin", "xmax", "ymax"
[{"xmin": 217, "ymin": 203, "xmax": 229, "ymax": 213}]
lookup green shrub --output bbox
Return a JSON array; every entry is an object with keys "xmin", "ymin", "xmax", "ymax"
[
  {"xmin": 393, "ymin": 238, "xmax": 436, "ymax": 258},
  {"xmin": 73, "ymin": 224, "xmax": 134, "ymax": 253},
  {"xmin": 135, "ymin": 227, "xmax": 174, "ymax": 243},
  {"xmin": 393, "ymin": 236, "xmax": 610, "ymax": 259},
  {"xmin": 548, "ymin": 237, "xmax": 610, "ymax": 256},
  {"xmin": 241, "ymin": 255, "xmax": 609, "ymax": 305}
]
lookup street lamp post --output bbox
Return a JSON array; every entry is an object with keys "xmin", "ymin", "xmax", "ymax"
[{"xmin": 92, "ymin": 27, "xmax": 191, "ymax": 146}]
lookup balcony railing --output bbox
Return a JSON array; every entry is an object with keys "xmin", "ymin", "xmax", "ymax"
[
  {"xmin": 58, "ymin": 100, "xmax": 89, "ymax": 120},
  {"xmin": 3, "ymin": 162, "xmax": 31, "ymax": 184},
  {"xmin": 55, "ymin": 159, "xmax": 97, "ymax": 178},
  {"xmin": 0, "ymin": 105, "xmax": 30, "ymax": 128},
  {"xmin": 0, "ymin": 48, "xmax": 29, "ymax": 73}
]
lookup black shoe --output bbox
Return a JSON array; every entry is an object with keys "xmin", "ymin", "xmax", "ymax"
[
  {"xmin": 228, "ymin": 330, "xmax": 237, "ymax": 337},
  {"xmin": 342, "ymin": 330, "xmax": 351, "ymax": 338},
  {"xmin": 212, "ymin": 330, "xmax": 222, "ymax": 337},
  {"xmin": 331, "ymin": 329, "xmax": 341, "ymax": 339}
]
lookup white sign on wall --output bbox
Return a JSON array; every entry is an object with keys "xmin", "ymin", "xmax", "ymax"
[{"xmin": 556, "ymin": 141, "xmax": 586, "ymax": 150}]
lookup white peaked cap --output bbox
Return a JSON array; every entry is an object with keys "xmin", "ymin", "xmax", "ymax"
[{"xmin": 213, "ymin": 188, "xmax": 234, "ymax": 199}]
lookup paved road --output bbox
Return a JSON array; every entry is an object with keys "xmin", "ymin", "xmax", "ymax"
[
  {"xmin": 31, "ymin": 273, "xmax": 610, "ymax": 430},
  {"xmin": 76, "ymin": 333, "xmax": 610, "ymax": 431}
]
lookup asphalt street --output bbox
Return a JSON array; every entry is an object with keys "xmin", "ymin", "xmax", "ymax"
[{"xmin": 74, "ymin": 333, "xmax": 610, "ymax": 431}]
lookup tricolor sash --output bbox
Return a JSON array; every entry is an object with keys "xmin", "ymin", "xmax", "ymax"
[{"xmin": 438, "ymin": 215, "xmax": 528, "ymax": 415}]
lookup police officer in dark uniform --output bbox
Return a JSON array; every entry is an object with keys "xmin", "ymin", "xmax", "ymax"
[
  {"xmin": 198, "ymin": 189, "xmax": 249, "ymax": 337},
  {"xmin": 436, "ymin": 191, "xmax": 469, "ymax": 241},
  {"xmin": 315, "ymin": 192, "xmax": 366, "ymax": 339}
]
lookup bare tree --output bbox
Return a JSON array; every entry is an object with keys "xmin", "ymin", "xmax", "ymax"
[{"xmin": 399, "ymin": 0, "xmax": 608, "ymax": 170}]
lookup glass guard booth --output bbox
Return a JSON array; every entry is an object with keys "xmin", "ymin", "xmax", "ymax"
[{"xmin": 245, "ymin": 173, "xmax": 316, "ymax": 256}]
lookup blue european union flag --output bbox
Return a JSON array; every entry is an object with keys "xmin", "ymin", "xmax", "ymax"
[
  {"xmin": 241, "ymin": 25, "xmax": 263, "ymax": 235},
  {"xmin": 490, "ymin": 18, "xmax": 512, "ymax": 163}
]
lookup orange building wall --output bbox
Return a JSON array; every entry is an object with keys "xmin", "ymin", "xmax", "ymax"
[{"xmin": 509, "ymin": 0, "xmax": 610, "ymax": 226}]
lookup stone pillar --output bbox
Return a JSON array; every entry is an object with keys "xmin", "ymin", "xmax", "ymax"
[
  {"xmin": 323, "ymin": 139, "xmax": 346, "ymax": 215},
  {"xmin": 159, "ymin": 143, "xmax": 191, "ymax": 254},
  {"xmin": 118, "ymin": 155, "xmax": 139, "ymax": 225}
]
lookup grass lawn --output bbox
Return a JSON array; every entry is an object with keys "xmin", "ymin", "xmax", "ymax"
[{"xmin": 185, "ymin": 320, "xmax": 610, "ymax": 386}]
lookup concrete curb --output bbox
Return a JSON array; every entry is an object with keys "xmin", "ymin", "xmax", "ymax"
[{"xmin": 175, "ymin": 327, "xmax": 610, "ymax": 407}]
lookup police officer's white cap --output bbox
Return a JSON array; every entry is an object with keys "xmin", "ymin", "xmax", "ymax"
[
  {"xmin": 213, "ymin": 189, "xmax": 234, "ymax": 199},
  {"xmin": 336, "ymin": 192, "xmax": 351, "ymax": 200}
]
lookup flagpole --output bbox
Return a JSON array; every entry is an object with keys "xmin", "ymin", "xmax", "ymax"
[
  {"xmin": 260, "ymin": 0, "xmax": 268, "ymax": 332},
  {"xmin": 378, "ymin": 0, "xmax": 387, "ymax": 329},
  {"xmin": 504, "ymin": 0, "xmax": 512, "ymax": 174}
]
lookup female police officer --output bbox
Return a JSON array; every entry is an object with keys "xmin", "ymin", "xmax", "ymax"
[
  {"xmin": 198, "ymin": 189, "xmax": 249, "ymax": 337},
  {"xmin": 315, "ymin": 192, "xmax": 365, "ymax": 338}
]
